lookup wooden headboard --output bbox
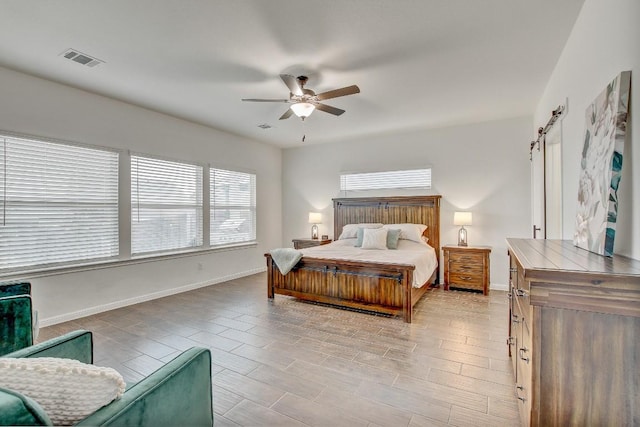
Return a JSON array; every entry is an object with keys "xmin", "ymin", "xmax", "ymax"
[{"xmin": 332, "ymin": 195, "xmax": 441, "ymax": 264}]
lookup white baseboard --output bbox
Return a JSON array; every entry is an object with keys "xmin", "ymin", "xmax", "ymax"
[
  {"xmin": 39, "ymin": 267, "xmax": 266, "ymax": 327},
  {"xmin": 490, "ymin": 282, "xmax": 508, "ymax": 291}
]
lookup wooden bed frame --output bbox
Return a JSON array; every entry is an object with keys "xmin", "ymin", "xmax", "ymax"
[{"xmin": 266, "ymin": 196, "xmax": 441, "ymax": 323}]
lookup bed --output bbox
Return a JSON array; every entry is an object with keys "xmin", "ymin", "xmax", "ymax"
[{"xmin": 265, "ymin": 195, "xmax": 441, "ymax": 323}]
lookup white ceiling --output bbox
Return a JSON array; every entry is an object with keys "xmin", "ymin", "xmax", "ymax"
[{"xmin": 0, "ymin": 1, "xmax": 584, "ymax": 148}]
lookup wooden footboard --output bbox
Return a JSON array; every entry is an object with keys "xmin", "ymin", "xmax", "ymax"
[{"xmin": 266, "ymin": 254, "xmax": 433, "ymax": 323}]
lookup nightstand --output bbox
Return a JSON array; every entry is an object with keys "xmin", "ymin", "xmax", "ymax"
[
  {"xmin": 443, "ymin": 245, "xmax": 491, "ymax": 295},
  {"xmin": 292, "ymin": 238, "xmax": 332, "ymax": 249}
]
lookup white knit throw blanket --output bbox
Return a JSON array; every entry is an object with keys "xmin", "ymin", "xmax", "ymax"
[{"xmin": 270, "ymin": 248, "xmax": 303, "ymax": 275}]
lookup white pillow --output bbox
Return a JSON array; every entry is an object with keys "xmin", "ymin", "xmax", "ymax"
[
  {"xmin": 0, "ymin": 357, "xmax": 126, "ymax": 426},
  {"xmin": 382, "ymin": 223, "xmax": 427, "ymax": 243},
  {"xmin": 338, "ymin": 223, "xmax": 383, "ymax": 240},
  {"xmin": 361, "ymin": 228, "xmax": 388, "ymax": 250}
]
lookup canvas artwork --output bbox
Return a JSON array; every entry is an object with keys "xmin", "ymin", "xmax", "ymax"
[{"xmin": 573, "ymin": 71, "xmax": 631, "ymax": 256}]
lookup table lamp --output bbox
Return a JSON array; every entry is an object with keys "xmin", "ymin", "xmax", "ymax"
[
  {"xmin": 308, "ymin": 212, "xmax": 322, "ymax": 239},
  {"xmin": 453, "ymin": 211, "xmax": 472, "ymax": 246}
]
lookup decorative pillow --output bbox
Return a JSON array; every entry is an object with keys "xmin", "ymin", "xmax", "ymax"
[
  {"xmin": 354, "ymin": 227, "xmax": 365, "ymax": 247},
  {"xmin": 386, "ymin": 229, "xmax": 402, "ymax": 249},
  {"xmin": 361, "ymin": 228, "xmax": 388, "ymax": 250},
  {"xmin": 338, "ymin": 223, "xmax": 383, "ymax": 240},
  {"xmin": 0, "ymin": 357, "xmax": 126, "ymax": 426},
  {"xmin": 382, "ymin": 223, "xmax": 427, "ymax": 243}
]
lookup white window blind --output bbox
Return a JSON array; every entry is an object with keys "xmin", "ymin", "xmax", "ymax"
[
  {"xmin": 0, "ymin": 135, "xmax": 119, "ymax": 271},
  {"xmin": 340, "ymin": 168, "xmax": 432, "ymax": 191},
  {"xmin": 131, "ymin": 155, "xmax": 203, "ymax": 255},
  {"xmin": 210, "ymin": 168, "xmax": 256, "ymax": 245}
]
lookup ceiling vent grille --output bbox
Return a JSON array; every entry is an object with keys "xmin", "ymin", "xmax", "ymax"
[{"xmin": 60, "ymin": 48, "xmax": 104, "ymax": 67}]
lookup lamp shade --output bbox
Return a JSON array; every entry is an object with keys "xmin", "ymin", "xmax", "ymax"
[
  {"xmin": 308, "ymin": 212, "xmax": 322, "ymax": 224},
  {"xmin": 453, "ymin": 211, "xmax": 472, "ymax": 226},
  {"xmin": 290, "ymin": 102, "xmax": 315, "ymax": 118}
]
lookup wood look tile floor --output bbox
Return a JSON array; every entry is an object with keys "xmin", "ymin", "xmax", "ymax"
[{"xmin": 39, "ymin": 273, "xmax": 520, "ymax": 426}]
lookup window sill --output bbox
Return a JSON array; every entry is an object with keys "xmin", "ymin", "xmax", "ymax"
[{"xmin": 0, "ymin": 241, "xmax": 258, "ymax": 281}]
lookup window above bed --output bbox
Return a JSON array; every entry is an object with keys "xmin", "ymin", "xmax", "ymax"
[{"xmin": 339, "ymin": 168, "xmax": 431, "ymax": 192}]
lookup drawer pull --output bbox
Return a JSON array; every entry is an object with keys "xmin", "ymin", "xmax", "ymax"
[{"xmin": 460, "ymin": 276, "xmax": 472, "ymax": 281}]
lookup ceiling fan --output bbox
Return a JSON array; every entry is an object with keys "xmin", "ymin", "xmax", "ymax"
[{"xmin": 242, "ymin": 74, "xmax": 360, "ymax": 120}]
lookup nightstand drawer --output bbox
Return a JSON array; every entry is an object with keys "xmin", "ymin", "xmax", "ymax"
[
  {"xmin": 448, "ymin": 262, "xmax": 483, "ymax": 275},
  {"xmin": 448, "ymin": 252, "xmax": 485, "ymax": 268},
  {"xmin": 448, "ymin": 272, "xmax": 484, "ymax": 288}
]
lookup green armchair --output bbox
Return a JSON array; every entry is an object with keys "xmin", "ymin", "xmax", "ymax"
[
  {"xmin": 0, "ymin": 330, "xmax": 214, "ymax": 426},
  {"xmin": 0, "ymin": 282, "xmax": 36, "ymax": 356}
]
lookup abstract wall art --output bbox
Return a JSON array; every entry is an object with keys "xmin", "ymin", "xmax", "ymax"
[{"xmin": 573, "ymin": 71, "xmax": 631, "ymax": 256}]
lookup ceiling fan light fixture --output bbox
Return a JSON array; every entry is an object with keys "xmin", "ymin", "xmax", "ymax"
[{"xmin": 290, "ymin": 102, "xmax": 315, "ymax": 118}]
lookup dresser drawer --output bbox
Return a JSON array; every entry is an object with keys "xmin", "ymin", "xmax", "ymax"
[{"xmin": 515, "ymin": 319, "xmax": 532, "ymax": 427}]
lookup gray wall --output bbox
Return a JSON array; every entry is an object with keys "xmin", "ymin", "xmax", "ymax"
[
  {"xmin": 282, "ymin": 116, "xmax": 532, "ymax": 288},
  {"xmin": 0, "ymin": 66, "xmax": 283, "ymax": 325},
  {"xmin": 535, "ymin": 0, "xmax": 639, "ymax": 260}
]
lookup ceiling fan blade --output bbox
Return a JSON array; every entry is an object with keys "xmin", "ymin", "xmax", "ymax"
[
  {"xmin": 315, "ymin": 85, "xmax": 360, "ymax": 101},
  {"xmin": 314, "ymin": 103, "xmax": 345, "ymax": 116},
  {"xmin": 279, "ymin": 108, "xmax": 294, "ymax": 120},
  {"xmin": 280, "ymin": 74, "xmax": 304, "ymax": 96},
  {"xmin": 242, "ymin": 98, "xmax": 290, "ymax": 103}
]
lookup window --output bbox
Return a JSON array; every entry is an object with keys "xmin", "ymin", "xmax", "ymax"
[
  {"xmin": 131, "ymin": 155, "xmax": 203, "ymax": 255},
  {"xmin": 340, "ymin": 168, "xmax": 432, "ymax": 192},
  {"xmin": 0, "ymin": 134, "xmax": 119, "ymax": 271},
  {"xmin": 210, "ymin": 168, "xmax": 256, "ymax": 245}
]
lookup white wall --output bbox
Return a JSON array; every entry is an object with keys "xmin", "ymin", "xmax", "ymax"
[
  {"xmin": 0, "ymin": 66, "xmax": 282, "ymax": 325},
  {"xmin": 535, "ymin": 0, "xmax": 639, "ymax": 259},
  {"xmin": 282, "ymin": 117, "xmax": 532, "ymax": 288}
]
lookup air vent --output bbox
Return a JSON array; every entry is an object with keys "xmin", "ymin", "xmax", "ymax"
[
  {"xmin": 60, "ymin": 48, "xmax": 104, "ymax": 67},
  {"xmin": 257, "ymin": 123, "xmax": 272, "ymax": 129}
]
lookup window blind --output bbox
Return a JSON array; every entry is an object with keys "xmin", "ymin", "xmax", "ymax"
[
  {"xmin": 0, "ymin": 135, "xmax": 119, "ymax": 271},
  {"xmin": 340, "ymin": 168, "xmax": 432, "ymax": 191},
  {"xmin": 210, "ymin": 168, "xmax": 256, "ymax": 245},
  {"xmin": 131, "ymin": 155, "xmax": 203, "ymax": 254}
]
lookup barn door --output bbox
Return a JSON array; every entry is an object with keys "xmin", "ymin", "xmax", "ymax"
[
  {"xmin": 531, "ymin": 106, "xmax": 564, "ymax": 239},
  {"xmin": 531, "ymin": 138, "xmax": 545, "ymax": 239}
]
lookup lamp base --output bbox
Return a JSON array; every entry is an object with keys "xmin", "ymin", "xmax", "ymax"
[
  {"xmin": 457, "ymin": 226, "xmax": 468, "ymax": 246},
  {"xmin": 311, "ymin": 224, "xmax": 319, "ymax": 240}
]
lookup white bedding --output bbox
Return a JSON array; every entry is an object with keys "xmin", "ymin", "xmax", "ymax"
[{"xmin": 299, "ymin": 238, "xmax": 438, "ymax": 288}]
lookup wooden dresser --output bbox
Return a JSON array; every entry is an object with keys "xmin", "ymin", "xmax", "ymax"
[
  {"xmin": 506, "ymin": 238, "xmax": 640, "ymax": 426},
  {"xmin": 443, "ymin": 245, "xmax": 491, "ymax": 294}
]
